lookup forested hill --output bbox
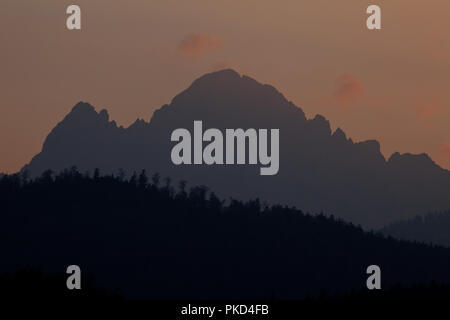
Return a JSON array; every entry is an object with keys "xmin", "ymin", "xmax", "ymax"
[{"xmin": 2, "ymin": 169, "xmax": 450, "ymax": 299}]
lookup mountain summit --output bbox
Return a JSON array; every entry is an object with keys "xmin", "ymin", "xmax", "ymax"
[{"xmin": 23, "ymin": 69, "xmax": 450, "ymax": 228}]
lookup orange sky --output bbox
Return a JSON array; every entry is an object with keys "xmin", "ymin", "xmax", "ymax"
[{"xmin": 1, "ymin": 0, "xmax": 450, "ymax": 173}]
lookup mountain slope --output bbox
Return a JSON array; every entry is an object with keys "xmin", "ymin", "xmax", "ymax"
[{"xmin": 22, "ymin": 69, "xmax": 450, "ymax": 228}]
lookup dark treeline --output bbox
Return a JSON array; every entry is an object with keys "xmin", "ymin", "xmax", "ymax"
[
  {"xmin": 0, "ymin": 269, "xmax": 121, "ymax": 301},
  {"xmin": 2, "ymin": 269, "xmax": 450, "ymax": 302},
  {"xmin": 381, "ymin": 211, "xmax": 450, "ymax": 248},
  {"xmin": 329, "ymin": 282, "xmax": 450, "ymax": 300},
  {"xmin": 2, "ymin": 168, "xmax": 450, "ymax": 299}
]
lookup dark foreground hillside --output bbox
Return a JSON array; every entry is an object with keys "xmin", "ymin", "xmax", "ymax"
[{"xmin": 1, "ymin": 169, "xmax": 450, "ymax": 299}]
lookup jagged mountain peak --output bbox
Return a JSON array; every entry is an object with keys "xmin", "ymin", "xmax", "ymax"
[
  {"xmin": 332, "ymin": 128, "xmax": 347, "ymax": 141},
  {"xmin": 166, "ymin": 69, "xmax": 305, "ymax": 120},
  {"xmin": 63, "ymin": 101, "xmax": 111, "ymax": 124},
  {"xmin": 22, "ymin": 71, "xmax": 450, "ymax": 228},
  {"xmin": 388, "ymin": 152, "xmax": 441, "ymax": 170},
  {"xmin": 71, "ymin": 101, "xmax": 95, "ymax": 112}
]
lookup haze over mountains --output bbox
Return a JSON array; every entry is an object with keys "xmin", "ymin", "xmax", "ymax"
[
  {"xmin": 382, "ymin": 210, "xmax": 450, "ymax": 247},
  {"xmin": 23, "ymin": 69, "xmax": 450, "ymax": 228}
]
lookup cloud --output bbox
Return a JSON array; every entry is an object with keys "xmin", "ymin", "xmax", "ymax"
[
  {"xmin": 439, "ymin": 142, "xmax": 450, "ymax": 158},
  {"xmin": 212, "ymin": 60, "xmax": 232, "ymax": 71},
  {"xmin": 177, "ymin": 33, "xmax": 224, "ymax": 57},
  {"xmin": 415, "ymin": 97, "xmax": 443, "ymax": 118},
  {"xmin": 435, "ymin": 142, "xmax": 450, "ymax": 170},
  {"xmin": 333, "ymin": 74, "xmax": 366, "ymax": 108},
  {"xmin": 413, "ymin": 96, "xmax": 444, "ymax": 130}
]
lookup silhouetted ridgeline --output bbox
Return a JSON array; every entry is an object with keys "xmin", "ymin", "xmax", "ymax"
[
  {"xmin": 2, "ymin": 169, "xmax": 450, "ymax": 299},
  {"xmin": 381, "ymin": 211, "xmax": 450, "ymax": 248},
  {"xmin": 22, "ymin": 69, "xmax": 450, "ymax": 228}
]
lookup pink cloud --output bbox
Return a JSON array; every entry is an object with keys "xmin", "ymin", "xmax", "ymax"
[
  {"xmin": 177, "ymin": 33, "xmax": 224, "ymax": 57},
  {"xmin": 333, "ymin": 74, "xmax": 366, "ymax": 108},
  {"xmin": 439, "ymin": 142, "xmax": 450, "ymax": 157},
  {"xmin": 212, "ymin": 60, "xmax": 232, "ymax": 71},
  {"xmin": 415, "ymin": 98, "xmax": 443, "ymax": 118},
  {"xmin": 434, "ymin": 142, "xmax": 450, "ymax": 170},
  {"xmin": 413, "ymin": 96, "xmax": 444, "ymax": 130}
]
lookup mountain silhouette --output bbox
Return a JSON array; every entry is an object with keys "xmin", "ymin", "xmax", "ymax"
[{"xmin": 22, "ymin": 69, "xmax": 450, "ymax": 228}]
